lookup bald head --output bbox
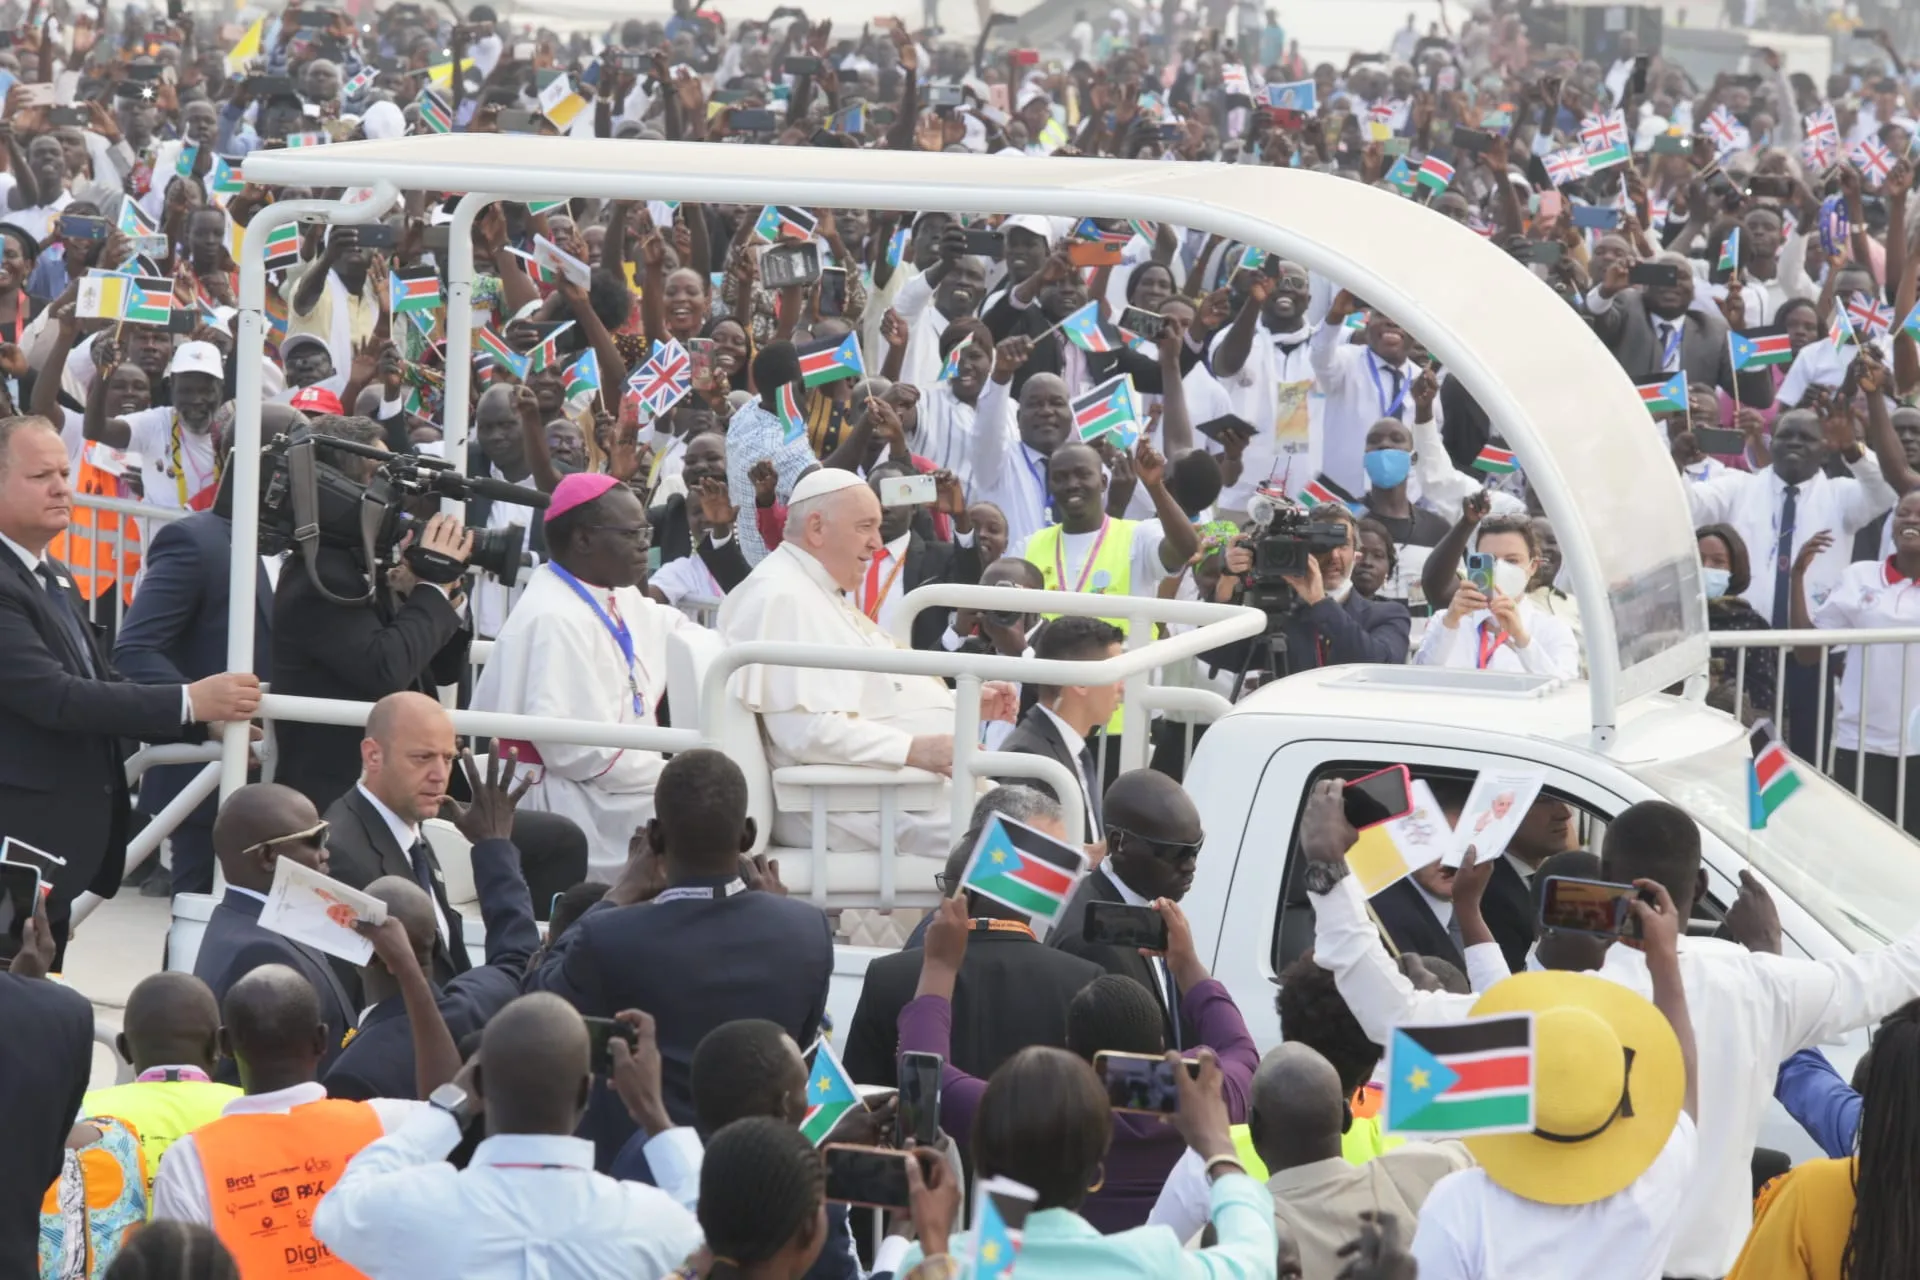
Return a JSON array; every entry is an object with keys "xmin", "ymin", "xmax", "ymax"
[
  {"xmin": 364, "ymin": 875, "xmax": 436, "ymax": 971},
  {"xmin": 477, "ymin": 994, "xmax": 592, "ymax": 1136},
  {"xmin": 1103, "ymin": 769, "xmax": 1202, "ymax": 903},
  {"xmin": 121, "ymin": 972, "xmax": 221, "ymax": 1072},
  {"xmin": 211, "ymin": 783, "xmax": 326, "ymax": 891},
  {"xmin": 1248, "ymin": 1043, "xmax": 1347, "ymax": 1171},
  {"xmin": 222, "ymin": 964, "xmax": 327, "ymax": 1091},
  {"xmin": 361, "ymin": 691, "xmax": 457, "ymax": 825}
]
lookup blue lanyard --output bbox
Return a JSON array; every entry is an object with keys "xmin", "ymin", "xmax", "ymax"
[
  {"xmin": 1367, "ymin": 350, "xmax": 1409, "ymax": 419},
  {"xmin": 547, "ymin": 563, "xmax": 644, "ymax": 716}
]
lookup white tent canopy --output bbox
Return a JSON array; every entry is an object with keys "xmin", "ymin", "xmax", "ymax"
[{"xmin": 235, "ymin": 137, "xmax": 1707, "ymax": 765}]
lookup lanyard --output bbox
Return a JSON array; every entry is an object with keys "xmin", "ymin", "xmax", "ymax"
[
  {"xmin": 548, "ymin": 562, "xmax": 645, "ymax": 717},
  {"xmin": 969, "ymin": 918, "xmax": 1037, "ymax": 940},
  {"xmin": 136, "ymin": 1066, "xmax": 212, "ymax": 1083},
  {"xmin": 653, "ymin": 878, "xmax": 746, "ymax": 903},
  {"xmin": 862, "ymin": 547, "xmax": 908, "ymax": 621},
  {"xmin": 1476, "ymin": 619, "xmax": 1511, "ymax": 669},
  {"xmin": 1054, "ymin": 518, "xmax": 1113, "ymax": 594},
  {"xmin": 1366, "ymin": 350, "xmax": 1409, "ymax": 420},
  {"xmin": 170, "ymin": 418, "xmax": 220, "ymax": 511}
]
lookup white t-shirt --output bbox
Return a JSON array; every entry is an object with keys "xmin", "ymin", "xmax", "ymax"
[
  {"xmin": 1814, "ymin": 556, "xmax": 1920, "ymax": 755},
  {"xmin": 650, "ymin": 551, "xmax": 723, "ymax": 610},
  {"xmin": 123, "ymin": 408, "xmax": 218, "ymax": 513},
  {"xmin": 1014, "ymin": 518, "xmax": 1169, "ymax": 600},
  {"xmin": 1410, "ymin": 1113, "xmax": 1697, "ymax": 1280}
]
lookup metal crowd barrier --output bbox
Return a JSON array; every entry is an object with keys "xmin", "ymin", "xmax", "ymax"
[
  {"xmin": 68, "ymin": 494, "xmax": 188, "ymax": 629},
  {"xmin": 1709, "ymin": 627, "xmax": 1920, "ymax": 832}
]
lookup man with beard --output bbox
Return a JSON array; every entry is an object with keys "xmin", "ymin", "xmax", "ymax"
[
  {"xmin": 85, "ymin": 340, "xmax": 228, "ymax": 527},
  {"xmin": 1208, "ymin": 261, "xmax": 1319, "ymax": 521}
]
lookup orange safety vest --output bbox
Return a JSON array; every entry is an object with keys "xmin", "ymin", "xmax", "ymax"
[
  {"xmin": 195, "ymin": 1099, "xmax": 382, "ymax": 1279},
  {"xmin": 49, "ymin": 449, "xmax": 142, "ymax": 607}
]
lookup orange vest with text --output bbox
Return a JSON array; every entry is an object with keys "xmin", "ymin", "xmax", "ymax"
[
  {"xmin": 194, "ymin": 1098, "xmax": 382, "ymax": 1279},
  {"xmin": 48, "ymin": 449, "xmax": 141, "ymax": 606}
]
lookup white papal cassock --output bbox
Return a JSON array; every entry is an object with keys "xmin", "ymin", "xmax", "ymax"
[
  {"xmin": 473, "ymin": 563, "xmax": 700, "ymax": 877},
  {"xmin": 719, "ymin": 541, "xmax": 958, "ymax": 856}
]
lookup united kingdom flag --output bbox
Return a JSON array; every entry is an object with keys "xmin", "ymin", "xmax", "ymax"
[
  {"xmin": 1804, "ymin": 106, "xmax": 1838, "ymax": 148},
  {"xmin": 1701, "ymin": 105, "xmax": 1743, "ymax": 149},
  {"xmin": 1845, "ymin": 292, "xmax": 1894, "ymax": 337},
  {"xmin": 626, "ymin": 338, "xmax": 694, "ymax": 419},
  {"xmin": 1851, "ymin": 138, "xmax": 1895, "ymax": 186},
  {"xmin": 1579, "ymin": 110, "xmax": 1628, "ymax": 154},
  {"xmin": 1544, "ymin": 148, "xmax": 1590, "ymax": 187}
]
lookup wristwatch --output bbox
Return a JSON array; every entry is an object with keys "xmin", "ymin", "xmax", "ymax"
[
  {"xmin": 428, "ymin": 1082, "xmax": 473, "ymax": 1127},
  {"xmin": 1301, "ymin": 858, "xmax": 1350, "ymax": 896}
]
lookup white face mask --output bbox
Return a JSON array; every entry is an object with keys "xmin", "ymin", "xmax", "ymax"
[
  {"xmin": 1491, "ymin": 559, "xmax": 1531, "ymax": 599},
  {"xmin": 1702, "ymin": 566, "xmax": 1732, "ymax": 599}
]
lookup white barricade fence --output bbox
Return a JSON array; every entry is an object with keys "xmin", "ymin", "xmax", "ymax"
[{"xmin": 67, "ymin": 493, "xmax": 189, "ymax": 629}]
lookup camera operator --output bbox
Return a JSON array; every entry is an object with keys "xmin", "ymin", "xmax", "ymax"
[
  {"xmin": 271, "ymin": 415, "xmax": 475, "ymax": 813},
  {"xmin": 1201, "ymin": 504, "xmax": 1410, "ymax": 686}
]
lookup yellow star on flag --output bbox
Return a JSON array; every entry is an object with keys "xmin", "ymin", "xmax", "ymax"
[
  {"xmin": 815, "ymin": 1075, "xmax": 831, "ymax": 1092},
  {"xmin": 982, "ymin": 1242, "xmax": 1001, "ymax": 1263},
  {"xmin": 990, "ymin": 850, "xmax": 1007, "ymax": 864},
  {"xmin": 1408, "ymin": 1067, "xmax": 1430, "ymax": 1093}
]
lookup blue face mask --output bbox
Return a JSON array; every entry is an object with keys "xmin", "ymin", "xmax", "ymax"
[
  {"xmin": 1702, "ymin": 566, "xmax": 1732, "ymax": 599},
  {"xmin": 1363, "ymin": 448, "xmax": 1413, "ymax": 489}
]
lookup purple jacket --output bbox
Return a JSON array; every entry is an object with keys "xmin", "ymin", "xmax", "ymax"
[{"xmin": 898, "ymin": 977, "xmax": 1259, "ymax": 1233}]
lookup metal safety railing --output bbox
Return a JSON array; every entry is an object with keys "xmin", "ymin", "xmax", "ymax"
[
  {"xmin": 1709, "ymin": 627, "xmax": 1920, "ymax": 832},
  {"xmin": 67, "ymin": 493, "xmax": 189, "ymax": 629}
]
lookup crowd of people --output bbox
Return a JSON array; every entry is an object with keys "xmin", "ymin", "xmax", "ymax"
[{"xmin": 3, "ymin": 0, "xmax": 1920, "ymax": 1276}]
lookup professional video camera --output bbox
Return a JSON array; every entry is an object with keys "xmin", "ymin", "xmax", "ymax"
[
  {"xmin": 1239, "ymin": 486, "xmax": 1352, "ymax": 616},
  {"xmin": 216, "ymin": 426, "xmax": 549, "ymax": 607}
]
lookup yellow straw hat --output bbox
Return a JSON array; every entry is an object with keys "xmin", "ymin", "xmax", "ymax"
[{"xmin": 1463, "ymin": 970, "xmax": 1684, "ymax": 1206}]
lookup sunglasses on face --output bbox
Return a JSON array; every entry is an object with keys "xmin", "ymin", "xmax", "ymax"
[
  {"xmin": 242, "ymin": 820, "xmax": 330, "ymax": 859},
  {"xmin": 1107, "ymin": 825, "xmax": 1204, "ymax": 863}
]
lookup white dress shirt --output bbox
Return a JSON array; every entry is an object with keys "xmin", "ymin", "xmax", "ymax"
[
  {"xmin": 1776, "ymin": 334, "xmax": 1892, "ymax": 408},
  {"xmin": 1309, "ymin": 870, "xmax": 1920, "ymax": 1277},
  {"xmin": 909, "ymin": 381, "xmax": 982, "ymax": 491},
  {"xmin": 1685, "ymin": 459, "xmax": 1896, "ymax": 623},
  {"xmin": 1207, "ymin": 322, "xmax": 1323, "ymax": 512},
  {"xmin": 890, "ymin": 271, "xmax": 962, "ymax": 390},
  {"xmin": 1036, "ymin": 702, "xmax": 1101, "ymax": 835},
  {"xmin": 1308, "ymin": 325, "xmax": 1416, "ymax": 498},
  {"xmin": 968, "ymin": 379, "xmax": 1054, "ymax": 551},
  {"xmin": 859, "ymin": 530, "xmax": 914, "ymax": 637},
  {"xmin": 311, "ymin": 1105, "xmax": 701, "ymax": 1280},
  {"xmin": 1414, "ymin": 599, "xmax": 1580, "ymax": 680},
  {"xmin": 150, "ymin": 1082, "xmax": 427, "ymax": 1225},
  {"xmin": 1411, "ymin": 1115, "xmax": 1697, "ymax": 1280},
  {"xmin": 356, "ymin": 783, "xmax": 450, "ymax": 945},
  {"xmin": 1814, "ymin": 557, "xmax": 1920, "ymax": 755}
]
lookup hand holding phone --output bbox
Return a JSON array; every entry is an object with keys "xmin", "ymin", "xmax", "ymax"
[
  {"xmin": 583, "ymin": 1015, "xmax": 639, "ymax": 1076},
  {"xmin": 1538, "ymin": 876, "xmax": 1649, "ymax": 939},
  {"xmin": 1343, "ymin": 764, "xmax": 1413, "ymax": 829},
  {"xmin": 896, "ymin": 1051, "xmax": 943, "ymax": 1148},
  {"xmin": 1083, "ymin": 901, "xmax": 1170, "ymax": 951}
]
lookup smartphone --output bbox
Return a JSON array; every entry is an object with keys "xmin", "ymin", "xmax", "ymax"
[
  {"xmin": 168, "ymin": 310, "xmax": 198, "ymax": 335},
  {"xmin": 512, "ymin": 40, "xmax": 537, "ymax": 61},
  {"xmin": 1746, "ymin": 174, "xmax": 1795, "ymax": 200},
  {"xmin": 497, "ymin": 107, "xmax": 543, "ymax": 133},
  {"xmin": 782, "ymin": 55, "xmax": 822, "ymax": 76},
  {"xmin": 710, "ymin": 87, "xmax": 748, "ymax": 105},
  {"xmin": 1066, "ymin": 240, "xmax": 1125, "ymax": 268},
  {"xmin": 1537, "ymin": 190, "xmax": 1565, "ymax": 224},
  {"xmin": 1528, "ymin": 240, "xmax": 1564, "ymax": 266},
  {"xmin": 925, "ymin": 82, "xmax": 964, "ymax": 109},
  {"xmin": 611, "ymin": 49, "xmax": 647, "ymax": 72},
  {"xmin": 1158, "ymin": 122, "xmax": 1185, "ymax": 143},
  {"xmin": 1195, "ymin": 413, "xmax": 1254, "ymax": 443},
  {"xmin": 1651, "ymin": 132, "xmax": 1691, "ymax": 156},
  {"xmin": 1342, "ymin": 763, "xmax": 1413, "ymax": 829},
  {"xmin": 1694, "ymin": 426, "xmax": 1747, "ymax": 454},
  {"xmin": 1083, "ymin": 900, "xmax": 1170, "ymax": 951},
  {"xmin": 760, "ymin": 241, "xmax": 821, "ymax": 288},
  {"xmin": 729, "ymin": 108, "xmax": 779, "ymax": 133},
  {"xmin": 1451, "ymin": 126, "xmax": 1496, "ymax": 154},
  {"xmin": 354, "ymin": 223, "xmax": 398, "ymax": 249},
  {"xmin": 1465, "ymin": 551, "xmax": 1496, "ymax": 593},
  {"xmin": 48, "ymin": 105, "xmax": 90, "ymax": 127},
  {"xmin": 1629, "ymin": 262, "xmax": 1684, "ymax": 288},
  {"xmin": 293, "ymin": 8, "xmax": 334, "ymax": 26},
  {"xmin": 961, "ymin": 228, "xmax": 1005, "ymax": 258},
  {"xmin": 15, "ymin": 82, "xmax": 56, "ymax": 107},
  {"xmin": 1626, "ymin": 54, "xmax": 1650, "ymax": 99},
  {"xmin": 1382, "ymin": 137, "xmax": 1411, "ymax": 157},
  {"xmin": 246, "ymin": 74, "xmax": 297, "ymax": 98},
  {"xmin": 0, "ymin": 861, "xmax": 41, "ymax": 943},
  {"xmin": 879, "ymin": 473, "xmax": 938, "ymax": 507},
  {"xmin": 1570, "ymin": 205, "xmax": 1621, "ymax": 230},
  {"xmin": 817, "ymin": 265, "xmax": 847, "ymax": 317},
  {"xmin": 896, "ymin": 1051, "xmax": 942, "ymax": 1148},
  {"xmin": 124, "ymin": 62, "xmax": 167, "ymax": 81},
  {"xmin": 1117, "ymin": 306, "xmax": 1164, "ymax": 340},
  {"xmin": 1539, "ymin": 875, "xmax": 1646, "ymax": 939},
  {"xmin": 1012, "ymin": 47, "xmax": 1041, "ymax": 66},
  {"xmin": 56, "ymin": 214, "xmax": 109, "ymax": 241},
  {"xmin": 822, "ymin": 1145, "xmax": 913, "ymax": 1209},
  {"xmin": 687, "ymin": 337, "xmax": 716, "ymax": 389},
  {"xmin": 582, "ymin": 1015, "xmax": 637, "ymax": 1076},
  {"xmin": 1093, "ymin": 1050, "xmax": 1186, "ymax": 1115}
]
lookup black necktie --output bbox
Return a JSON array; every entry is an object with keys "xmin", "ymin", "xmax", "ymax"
[
  {"xmin": 1385, "ymin": 367, "xmax": 1404, "ymax": 416},
  {"xmin": 1078, "ymin": 741, "xmax": 1102, "ymax": 830},
  {"xmin": 36, "ymin": 563, "xmax": 96, "ymax": 676},
  {"xmin": 407, "ymin": 838, "xmax": 437, "ymax": 898},
  {"xmin": 1773, "ymin": 483, "xmax": 1799, "ymax": 628}
]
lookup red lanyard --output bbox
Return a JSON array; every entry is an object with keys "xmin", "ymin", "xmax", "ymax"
[
  {"xmin": 1054, "ymin": 518, "xmax": 1112, "ymax": 594},
  {"xmin": 1476, "ymin": 619, "xmax": 1510, "ymax": 669}
]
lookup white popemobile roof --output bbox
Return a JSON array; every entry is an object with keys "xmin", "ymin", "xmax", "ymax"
[{"xmin": 238, "ymin": 136, "xmax": 1709, "ymax": 740}]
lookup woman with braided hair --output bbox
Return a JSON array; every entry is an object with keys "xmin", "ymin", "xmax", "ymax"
[
  {"xmin": 102, "ymin": 1221, "xmax": 239, "ymax": 1280},
  {"xmin": 1726, "ymin": 1000, "xmax": 1920, "ymax": 1280}
]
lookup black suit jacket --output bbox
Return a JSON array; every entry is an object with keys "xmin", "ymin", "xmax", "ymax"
[
  {"xmin": 1368, "ymin": 878, "xmax": 1465, "ymax": 971},
  {"xmin": 1202, "ymin": 592, "xmax": 1411, "ymax": 677},
  {"xmin": 981, "ymin": 289, "xmax": 1166, "ymax": 400},
  {"xmin": 324, "ymin": 836, "xmax": 541, "ymax": 1100},
  {"xmin": 0, "ymin": 974, "xmax": 92, "ymax": 1277},
  {"xmin": 0, "ymin": 549, "xmax": 194, "ymax": 920},
  {"xmin": 844, "ymin": 927, "xmax": 1106, "ymax": 1089},
  {"xmin": 649, "ymin": 493, "xmax": 755, "ymax": 591},
  {"xmin": 465, "ymin": 441, "xmax": 549, "ymax": 559},
  {"xmin": 996, "ymin": 704, "xmax": 1098, "ymax": 833},
  {"xmin": 322, "ymin": 785, "xmax": 471, "ymax": 985},
  {"xmin": 113, "ymin": 512, "xmax": 273, "ymax": 830},
  {"xmin": 1589, "ymin": 290, "xmax": 1776, "ymax": 408},
  {"xmin": 272, "ymin": 545, "xmax": 472, "ymax": 812},
  {"xmin": 1048, "ymin": 869, "xmax": 1192, "ymax": 1048},
  {"xmin": 530, "ymin": 876, "xmax": 835, "ymax": 1166},
  {"xmin": 901, "ymin": 530, "xmax": 985, "ymax": 651},
  {"xmin": 193, "ymin": 886, "xmax": 360, "ymax": 1077},
  {"xmin": 1480, "ymin": 856, "xmax": 1538, "ymax": 974}
]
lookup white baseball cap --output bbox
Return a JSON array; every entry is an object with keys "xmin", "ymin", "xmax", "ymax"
[{"xmin": 166, "ymin": 340, "xmax": 225, "ymax": 381}]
